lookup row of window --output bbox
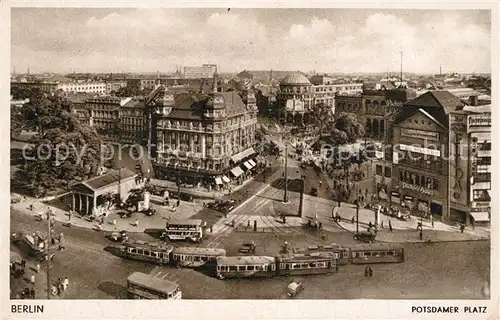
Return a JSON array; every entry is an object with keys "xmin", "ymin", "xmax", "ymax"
[
  {"xmin": 472, "ymin": 189, "xmax": 491, "ymax": 201},
  {"xmin": 218, "ymin": 264, "xmax": 273, "ymax": 272},
  {"xmin": 353, "ymin": 250, "xmax": 401, "ymax": 258},
  {"xmin": 127, "ymin": 248, "xmax": 169, "ymax": 259},
  {"xmin": 376, "ymin": 165, "xmax": 392, "ymax": 178},
  {"xmin": 128, "ymin": 285, "xmax": 178, "ymax": 298},
  {"xmin": 173, "ymin": 255, "xmax": 216, "ymax": 262},
  {"xmin": 399, "ymin": 170, "xmax": 440, "ymax": 191},
  {"xmin": 398, "ymin": 151, "xmax": 444, "ymax": 173},
  {"xmin": 280, "ymin": 261, "xmax": 330, "ymax": 269}
]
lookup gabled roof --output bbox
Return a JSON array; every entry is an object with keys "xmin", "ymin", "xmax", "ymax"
[
  {"xmin": 71, "ymin": 168, "xmax": 137, "ymax": 193},
  {"xmin": 236, "ymin": 70, "xmax": 254, "ymax": 79}
]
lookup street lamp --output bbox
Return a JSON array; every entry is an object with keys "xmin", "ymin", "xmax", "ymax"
[{"xmin": 284, "ymin": 140, "xmax": 289, "ymax": 203}]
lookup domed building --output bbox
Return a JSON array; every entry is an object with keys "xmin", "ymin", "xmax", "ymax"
[{"xmin": 276, "ymin": 73, "xmax": 315, "ymax": 125}]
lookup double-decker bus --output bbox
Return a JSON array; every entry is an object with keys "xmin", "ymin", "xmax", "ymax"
[
  {"xmin": 171, "ymin": 247, "xmax": 226, "ymax": 268},
  {"xmin": 126, "ymin": 272, "xmax": 182, "ymax": 300},
  {"xmin": 162, "ymin": 219, "xmax": 204, "ymax": 242},
  {"xmin": 116, "ymin": 240, "xmax": 174, "ymax": 265}
]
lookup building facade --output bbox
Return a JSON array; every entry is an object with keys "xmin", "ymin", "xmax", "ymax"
[
  {"xmin": 384, "ymin": 91, "xmax": 489, "ymax": 224},
  {"xmin": 145, "ymin": 84, "xmax": 259, "ymax": 188},
  {"xmin": 106, "ymin": 80, "xmax": 127, "ymax": 94},
  {"xmin": 119, "ymin": 98, "xmax": 147, "ymax": 144},
  {"xmin": 11, "ymin": 81, "xmax": 59, "ymax": 93},
  {"xmin": 58, "ymin": 81, "xmax": 107, "ymax": 94},
  {"xmin": 86, "ymin": 96, "xmax": 128, "ymax": 139}
]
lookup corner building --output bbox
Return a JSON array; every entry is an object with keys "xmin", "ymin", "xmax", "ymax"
[{"xmin": 145, "ymin": 84, "xmax": 259, "ymax": 188}]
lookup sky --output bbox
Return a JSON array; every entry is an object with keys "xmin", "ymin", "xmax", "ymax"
[{"xmin": 11, "ymin": 8, "xmax": 491, "ymax": 74}]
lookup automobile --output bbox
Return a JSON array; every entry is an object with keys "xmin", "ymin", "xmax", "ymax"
[
  {"xmin": 221, "ymin": 200, "xmax": 236, "ymax": 212},
  {"xmin": 311, "ymin": 187, "xmax": 318, "ymax": 196},
  {"xmin": 286, "ymin": 281, "xmax": 304, "ymax": 298},
  {"xmin": 106, "ymin": 230, "xmax": 128, "ymax": 242},
  {"xmin": 239, "ymin": 241, "xmax": 256, "ymax": 253},
  {"xmin": 142, "ymin": 208, "xmax": 156, "ymax": 216},
  {"xmin": 354, "ymin": 231, "xmax": 376, "ymax": 243},
  {"xmin": 119, "ymin": 211, "xmax": 133, "ymax": 218}
]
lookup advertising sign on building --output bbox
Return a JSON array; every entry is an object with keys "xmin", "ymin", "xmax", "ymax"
[
  {"xmin": 401, "ymin": 128, "xmax": 440, "ymax": 141},
  {"xmin": 467, "ymin": 115, "xmax": 491, "ymax": 132},
  {"xmin": 286, "ymin": 99, "xmax": 305, "ymax": 112},
  {"xmin": 401, "ymin": 182, "xmax": 434, "ymax": 196},
  {"xmin": 399, "ymin": 144, "xmax": 441, "ymax": 157}
]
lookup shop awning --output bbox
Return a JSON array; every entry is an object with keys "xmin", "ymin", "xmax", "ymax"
[
  {"xmin": 215, "ymin": 177, "xmax": 223, "ymax": 185},
  {"xmin": 470, "ymin": 211, "xmax": 490, "ymax": 222},
  {"xmin": 230, "ymin": 167, "xmax": 244, "ymax": 178},
  {"xmin": 231, "ymin": 147, "xmax": 256, "ymax": 163},
  {"xmin": 248, "ymin": 159, "xmax": 257, "ymax": 167},
  {"xmin": 222, "ymin": 176, "xmax": 230, "ymax": 183},
  {"xmin": 243, "ymin": 161, "xmax": 253, "ymax": 170}
]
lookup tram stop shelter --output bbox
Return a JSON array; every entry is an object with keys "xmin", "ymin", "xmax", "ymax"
[{"xmin": 70, "ymin": 168, "xmax": 143, "ymax": 216}]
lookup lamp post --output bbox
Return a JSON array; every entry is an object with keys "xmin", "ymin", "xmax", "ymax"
[
  {"xmin": 284, "ymin": 140, "xmax": 289, "ymax": 203},
  {"xmin": 356, "ymin": 190, "xmax": 359, "ymax": 235},
  {"xmin": 46, "ymin": 210, "xmax": 52, "ymax": 299}
]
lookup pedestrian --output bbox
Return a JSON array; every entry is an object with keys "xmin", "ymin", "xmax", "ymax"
[
  {"xmin": 351, "ymin": 216, "xmax": 355, "ymax": 224},
  {"xmin": 112, "ymin": 218, "xmax": 117, "ymax": 225},
  {"xmin": 134, "ymin": 219, "xmax": 139, "ymax": 227},
  {"xmin": 29, "ymin": 204, "xmax": 33, "ymax": 211},
  {"xmin": 419, "ymin": 230, "xmax": 423, "ymax": 241},
  {"xmin": 460, "ymin": 224, "xmax": 465, "ymax": 233},
  {"xmin": 30, "ymin": 288, "xmax": 35, "ymax": 299},
  {"xmin": 63, "ymin": 277, "xmax": 69, "ymax": 291},
  {"xmin": 431, "ymin": 218, "xmax": 434, "ymax": 228},
  {"xmin": 364, "ymin": 266, "xmax": 368, "ymax": 277},
  {"xmin": 21, "ymin": 258, "xmax": 26, "ymax": 268},
  {"xmin": 471, "ymin": 219, "xmax": 475, "ymax": 230},
  {"xmin": 389, "ymin": 220, "xmax": 393, "ymax": 233},
  {"xmin": 321, "ymin": 233, "xmax": 326, "ymax": 241},
  {"xmin": 381, "ymin": 221, "xmax": 384, "ymax": 229},
  {"xmin": 51, "ymin": 285, "xmax": 58, "ymax": 296},
  {"xmin": 369, "ymin": 267, "xmax": 373, "ymax": 277},
  {"xmin": 35, "ymin": 263, "xmax": 40, "ymax": 273},
  {"xmin": 210, "ymin": 225, "xmax": 213, "ymax": 233},
  {"xmin": 368, "ymin": 221, "xmax": 372, "ymax": 229},
  {"xmin": 319, "ymin": 222, "xmax": 323, "ymax": 229},
  {"xmin": 30, "ymin": 274, "xmax": 35, "ymax": 284},
  {"xmin": 68, "ymin": 210, "xmax": 72, "ymax": 222}
]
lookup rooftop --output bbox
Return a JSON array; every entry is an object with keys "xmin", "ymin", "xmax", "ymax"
[
  {"xmin": 71, "ymin": 168, "xmax": 137, "ymax": 193},
  {"xmin": 280, "ymin": 73, "xmax": 311, "ymax": 86}
]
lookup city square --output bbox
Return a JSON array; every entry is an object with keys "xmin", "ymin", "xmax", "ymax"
[{"xmin": 8, "ymin": 6, "xmax": 492, "ymax": 308}]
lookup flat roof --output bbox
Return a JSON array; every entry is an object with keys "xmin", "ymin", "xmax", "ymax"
[
  {"xmin": 167, "ymin": 219, "xmax": 203, "ymax": 225},
  {"xmin": 279, "ymin": 252, "xmax": 335, "ymax": 261},
  {"xmin": 123, "ymin": 240, "xmax": 173, "ymax": 252},
  {"xmin": 348, "ymin": 243, "xmax": 404, "ymax": 251},
  {"xmin": 217, "ymin": 256, "xmax": 275, "ymax": 265},
  {"xmin": 127, "ymin": 272, "xmax": 178, "ymax": 293},
  {"xmin": 173, "ymin": 246, "xmax": 226, "ymax": 256}
]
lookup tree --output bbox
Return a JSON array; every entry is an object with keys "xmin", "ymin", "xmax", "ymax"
[
  {"xmin": 310, "ymin": 102, "xmax": 333, "ymax": 137},
  {"xmin": 101, "ymin": 192, "xmax": 116, "ymax": 209},
  {"xmin": 328, "ymin": 112, "xmax": 365, "ymax": 145},
  {"xmin": 262, "ymin": 141, "xmax": 281, "ymax": 157},
  {"xmin": 125, "ymin": 188, "xmax": 144, "ymax": 211},
  {"xmin": 15, "ymin": 96, "xmax": 103, "ymax": 196}
]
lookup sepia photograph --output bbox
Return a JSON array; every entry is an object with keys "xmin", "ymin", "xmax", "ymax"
[{"xmin": 3, "ymin": 1, "xmax": 497, "ymax": 319}]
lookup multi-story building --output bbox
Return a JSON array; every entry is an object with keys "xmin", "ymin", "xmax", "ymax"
[
  {"xmin": 86, "ymin": 96, "xmax": 130, "ymax": 139},
  {"xmin": 126, "ymin": 78, "xmax": 157, "ymax": 93},
  {"xmin": 119, "ymin": 98, "xmax": 147, "ymax": 144},
  {"xmin": 145, "ymin": 82, "xmax": 259, "ymax": 188},
  {"xmin": 58, "ymin": 81, "xmax": 107, "ymax": 94},
  {"xmin": 183, "ymin": 65, "xmax": 217, "ymax": 79},
  {"xmin": 385, "ymin": 90, "xmax": 489, "ymax": 224},
  {"xmin": 276, "ymin": 73, "xmax": 363, "ymax": 125},
  {"xmin": 11, "ymin": 81, "xmax": 59, "ymax": 93},
  {"xmin": 105, "ymin": 80, "xmax": 127, "ymax": 94}
]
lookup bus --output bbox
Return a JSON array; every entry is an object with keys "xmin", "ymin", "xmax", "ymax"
[
  {"xmin": 162, "ymin": 219, "xmax": 204, "ymax": 242},
  {"xmin": 116, "ymin": 240, "xmax": 174, "ymax": 265},
  {"xmin": 126, "ymin": 272, "xmax": 181, "ymax": 300},
  {"xmin": 172, "ymin": 247, "xmax": 226, "ymax": 268},
  {"xmin": 276, "ymin": 252, "xmax": 338, "ymax": 276},
  {"xmin": 216, "ymin": 256, "xmax": 276, "ymax": 279},
  {"xmin": 349, "ymin": 243, "xmax": 404, "ymax": 264}
]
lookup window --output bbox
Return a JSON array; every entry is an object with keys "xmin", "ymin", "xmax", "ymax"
[
  {"xmin": 476, "ymin": 173, "xmax": 491, "ymax": 182},
  {"xmin": 376, "ymin": 165, "xmax": 383, "ymax": 176},
  {"xmin": 384, "ymin": 167, "xmax": 391, "ymax": 178},
  {"xmin": 229, "ymin": 266, "xmax": 237, "ymax": 271}
]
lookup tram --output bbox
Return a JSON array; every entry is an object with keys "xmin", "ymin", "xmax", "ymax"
[
  {"xmin": 276, "ymin": 252, "xmax": 338, "ymax": 276},
  {"xmin": 216, "ymin": 256, "xmax": 276, "ymax": 279},
  {"xmin": 299, "ymin": 244, "xmax": 351, "ymax": 265},
  {"xmin": 171, "ymin": 247, "xmax": 226, "ymax": 268},
  {"xmin": 349, "ymin": 243, "xmax": 404, "ymax": 264},
  {"xmin": 116, "ymin": 240, "xmax": 174, "ymax": 265}
]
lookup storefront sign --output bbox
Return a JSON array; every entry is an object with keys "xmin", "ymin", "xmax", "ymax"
[
  {"xmin": 401, "ymin": 128, "xmax": 439, "ymax": 141},
  {"xmin": 399, "ymin": 144, "xmax": 441, "ymax": 157},
  {"xmin": 390, "ymin": 191, "xmax": 400, "ymax": 204},
  {"xmin": 401, "ymin": 182, "xmax": 434, "ymax": 196},
  {"xmin": 392, "ymin": 152, "xmax": 399, "ymax": 164},
  {"xmin": 468, "ymin": 115, "xmax": 491, "ymax": 130},
  {"xmin": 473, "ymin": 201, "xmax": 490, "ymax": 207}
]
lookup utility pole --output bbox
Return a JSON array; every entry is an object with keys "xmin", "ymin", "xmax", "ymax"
[
  {"xmin": 356, "ymin": 190, "xmax": 359, "ymax": 235},
  {"xmin": 46, "ymin": 211, "xmax": 51, "ymax": 299},
  {"xmin": 284, "ymin": 132, "xmax": 289, "ymax": 203}
]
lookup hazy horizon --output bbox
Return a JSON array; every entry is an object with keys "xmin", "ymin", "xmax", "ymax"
[{"xmin": 11, "ymin": 8, "xmax": 491, "ymax": 74}]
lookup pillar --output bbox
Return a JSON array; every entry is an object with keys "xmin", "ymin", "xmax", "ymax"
[
  {"xmin": 86, "ymin": 195, "xmax": 90, "ymax": 215},
  {"xmin": 72, "ymin": 194, "xmax": 75, "ymax": 211},
  {"xmin": 189, "ymin": 135, "xmax": 194, "ymax": 153},
  {"xmin": 93, "ymin": 195, "xmax": 97, "ymax": 215},
  {"xmin": 79, "ymin": 194, "xmax": 83, "ymax": 213},
  {"xmin": 201, "ymin": 135, "xmax": 206, "ymax": 158}
]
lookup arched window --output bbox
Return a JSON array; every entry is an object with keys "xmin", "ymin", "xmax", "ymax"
[
  {"xmin": 373, "ymin": 100, "xmax": 379, "ymax": 106},
  {"xmin": 365, "ymin": 99, "xmax": 371, "ymax": 105}
]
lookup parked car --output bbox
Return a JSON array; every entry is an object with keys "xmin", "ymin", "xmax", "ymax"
[
  {"xmin": 142, "ymin": 208, "xmax": 156, "ymax": 216},
  {"xmin": 311, "ymin": 187, "xmax": 318, "ymax": 196},
  {"xmin": 286, "ymin": 281, "xmax": 304, "ymax": 298},
  {"xmin": 119, "ymin": 211, "xmax": 133, "ymax": 218},
  {"xmin": 354, "ymin": 231, "xmax": 376, "ymax": 243},
  {"xmin": 106, "ymin": 230, "xmax": 128, "ymax": 242},
  {"xmin": 239, "ymin": 241, "xmax": 256, "ymax": 253}
]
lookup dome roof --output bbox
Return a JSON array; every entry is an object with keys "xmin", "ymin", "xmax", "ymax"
[{"xmin": 280, "ymin": 73, "xmax": 311, "ymax": 86}]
